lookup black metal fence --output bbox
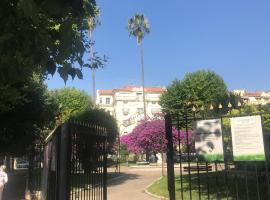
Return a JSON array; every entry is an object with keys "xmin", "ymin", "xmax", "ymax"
[
  {"xmin": 38, "ymin": 121, "xmax": 108, "ymax": 200},
  {"xmin": 28, "ymin": 143, "xmax": 44, "ymax": 199},
  {"xmin": 165, "ymin": 111, "xmax": 270, "ymax": 200},
  {"xmin": 69, "ymin": 121, "xmax": 107, "ymax": 200}
]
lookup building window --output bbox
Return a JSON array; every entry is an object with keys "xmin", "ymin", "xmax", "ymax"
[
  {"xmin": 122, "ymin": 108, "xmax": 130, "ymax": 116},
  {"xmin": 106, "ymin": 98, "xmax": 110, "ymax": 104},
  {"xmin": 99, "ymin": 98, "xmax": 102, "ymax": 104},
  {"xmin": 152, "ymin": 101, "xmax": 157, "ymax": 104},
  {"xmin": 136, "ymin": 92, "xmax": 142, "ymax": 96},
  {"xmin": 137, "ymin": 108, "xmax": 144, "ymax": 114},
  {"xmin": 123, "ymin": 100, "xmax": 128, "ymax": 104}
]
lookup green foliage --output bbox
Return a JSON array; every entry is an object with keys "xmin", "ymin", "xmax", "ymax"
[
  {"xmin": 0, "ymin": 74, "xmax": 58, "ymax": 156},
  {"xmin": 0, "ymin": 0, "xmax": 105, "ymax": 112},
  {"xmin": 51, "ymin": 87, "xmax": 92, "ymax": 122},
  {"xmin": 73, "ymin": 108, "xmax": 118, "ymax": 151},
  {"xmin": 127, "ymin": 14, "xmax": 150, "ymax": 44},
  {"xmin": 160, "ymin": 70, "xmax": 228, "ymax": 114}
]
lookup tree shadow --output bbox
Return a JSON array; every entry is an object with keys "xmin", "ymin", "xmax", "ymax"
[{"xmin": 107, "ymin": 172, "xmax": 139, "ymax": 186}]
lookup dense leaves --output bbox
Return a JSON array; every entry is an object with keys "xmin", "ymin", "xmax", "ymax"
[
  {"xmin": 127, "ymin": 14, "xmax": 150, "ymax": 44},
  {"xmin": 121, "ymin": 120, "xmax": 190, "ymax": 154},
  {"xmin": 0, "ymin": 75, "xmax": 58, "ymax": 156},
  {"xmin": 0, "ymin": 0, "xmax": 103, "ymax": 112},
  {"xmin": 73, "ymin": 108, "xmax": 118, "ymax": 152},
  {"xmin": 160, "ymin": 70, "xmax": 229, "ymax": 115},
  {"xmin": 51, "ymin": 87, "xmax": 93, "ymax": 122}
]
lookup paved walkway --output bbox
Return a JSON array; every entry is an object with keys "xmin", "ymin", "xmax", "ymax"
[
  {"xmin": 108, "ymin": 167, "xmax": 163, "ymax": 200},
  {"xmin": 3, "ymin": 170, "xmax": 26, "ymax": 200}
]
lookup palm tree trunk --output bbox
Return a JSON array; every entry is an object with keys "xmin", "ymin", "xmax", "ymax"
[{"xmin": 140, "ymin": 43, "xmax": 147, "ymax": 120}]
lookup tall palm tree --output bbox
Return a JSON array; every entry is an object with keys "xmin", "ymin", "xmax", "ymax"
[
  {"xmin": 127, "ymin": 14, "xmax": 150, "ymax": 120},
  {"xmin": 87, "ymin": 8, "xmax": 100, "ymax": 105}
]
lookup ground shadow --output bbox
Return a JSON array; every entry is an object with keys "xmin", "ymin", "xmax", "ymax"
[{"xmin": 107, "ymin": 172, "xmax": 139, "ymax": 186}]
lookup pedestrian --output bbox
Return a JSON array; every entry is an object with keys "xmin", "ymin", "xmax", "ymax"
[{"xmin": 0, "ymin": 165, "xmax": 8, "ymax": 200}]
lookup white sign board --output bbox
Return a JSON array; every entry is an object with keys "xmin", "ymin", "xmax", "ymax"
[
  {"xmin": 231, "ymin": 115, "xmax": 265, "ymax": 161},
  {"xmin": 195, "ymin": 119, "xmax": 224, "ymax": 161}
]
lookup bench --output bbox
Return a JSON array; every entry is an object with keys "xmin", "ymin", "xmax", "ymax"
[
  {"xmin": 183, "ymin": 165, "xmax": 212, "ymax": 172},
  {"xmin": 136, "ymin": 161, "xmax": 149, "ymax": 165}
]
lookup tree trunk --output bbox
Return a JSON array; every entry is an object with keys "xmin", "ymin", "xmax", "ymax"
[
  {"xmin": 161, "ymin": 153, "xmax": 166, "ymax": 176},
  {"xmin": 139, "ymin": 44, "xmax": 147, "ymax": 120}
]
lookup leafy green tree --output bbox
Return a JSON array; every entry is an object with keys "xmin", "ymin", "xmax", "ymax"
[
  {"xmin": 73, "ymin": 108, "xmax": 118, "ymax": 152},
  {"xmin": 0, "ymin": 74, "xmax": 58, "ymax": 156},
  {"xmin": 51, "ymin": 87, "xmax": 93, "ymax": 122},
  {"xmin": 160, "ymin": 70, "xmax": 228, "ymax": 114},
  {"xmin": 127, "ymin": 14, "xmax": 150, "ymax": 120},
  {"xmin": 0, "ymin": 0, "xmax": 103, "ymax": 112}
]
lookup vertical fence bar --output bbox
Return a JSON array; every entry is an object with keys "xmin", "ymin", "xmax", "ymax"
[
  {"xmin": 194, "ymin": 111, "xmax": 202, "ymax": 200},
  {"xmin": 220, "ymin": 116, "xmax": 230, "ymax": 199},
  {"xmin": 165, "ymin": 114, "xmax": 176, "ymax": 200},
  {"xmin": 206, "ymin": 161, "xmax": 210, "ymax": 200},
  {"xmin": 255, "ymin": 162, "xmax": 261, "ymax": 200},
  {"xmin": 177, "ymin": 115, "xmax": 184, "ymax": 200},
  {"xmin": 196, "ymin": 160, "xmax": 201, "ymax": 200},
  {"xmin": 265, "ymin": 161, "xmax": 270, "ymax": 200},
  {"xmin": 245, "ymin": 163, "xmax": 250, "ymax": 200},
  {"xmin": 215, "ymin": 161, "xmax": 219, "ymax": 199},
  {"xmin": 59, "ymin": 123, "xmax": 71, "ymax": 200},
  {"xmin": 185, "ymin": 110, "xmax": 192, "ymax": 200},
  {"xmin": 103, "ymin": 135, "xmax": 107, "ymax": 200},
  {"xmin": 234, "ymin": 171, "xmax": 239, "ymax": 200}
]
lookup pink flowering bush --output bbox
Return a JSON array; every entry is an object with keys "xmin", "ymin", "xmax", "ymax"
[{"xmin": 120, "ymin": 120, "xmax": 192, "ymax": 154}]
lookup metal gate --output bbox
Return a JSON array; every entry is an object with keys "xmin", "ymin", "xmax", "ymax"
[
  {"xmin": 69, "ymin": 121, "xmax": 107, "ymax": 200},
  {"xmin": 165, "ymin": 108, "xmax": 270, "ymax": 200},
  {"xmin": 42, "ymin": 121, "xmax": 107, "ymax": 200}
]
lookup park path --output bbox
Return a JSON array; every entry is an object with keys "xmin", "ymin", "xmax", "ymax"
[
  {"xmin": 107, "ymin": 167, "xmax": 163, "ymax": 200},
  {"xmin": 3, "ymin": 170, "xmax": 26, "ymax": 200}
]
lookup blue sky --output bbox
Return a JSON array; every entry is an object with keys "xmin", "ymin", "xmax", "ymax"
[{"xmin": 46, "ymin": 0, "xmax": 270, "ymax": 95}]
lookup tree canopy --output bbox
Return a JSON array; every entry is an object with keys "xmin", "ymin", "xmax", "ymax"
[
  {"xmin": 0, "ymin": 75, "xmax": 58, "ymax": 156},
  {"xmin": 0, "ymin": 0, "xmax": 104, "ymax": 112},
  {"xmin": 160, "ymin": 70, "xmax": 228, "ymax": 113},
  {"xmin": 127, "ymin": 14, "xmax": 150, "ymax": 45},
  {"xmin": 73, "ymin": 108, "xmax": 118, "ymax": 152},
  {"xmin": 51, "ymin": 87, "xmax": 93, "ymax": 122}
]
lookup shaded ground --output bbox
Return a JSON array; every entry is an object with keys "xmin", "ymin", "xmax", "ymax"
[
  {"xmin": 3, "ymin": 170, "xmax": 26, "ymax": 200},
  {"xmin": 107, "ymin": 167, "xmax": 162, "ymax": 200}
]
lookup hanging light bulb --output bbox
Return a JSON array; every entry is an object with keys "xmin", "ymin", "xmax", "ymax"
[
  {"xmin": 210, "ymin": 104, "xmax": 214, "ymax": 110},
  {"xmin": 192, "ymin": 106, "xmax": 196, "ymax": 112},
  {"xmin": 237, "ymin": 101, "xmax": 242, "ymax": 107},
  {"xmin": 219, "ymin": 104, "xmax": 223, "ymax": 109},
  {"xmin": 201, "ymin": 105, "xmax": 204, "ymax": 111},
  {"xmin": 228, "ymin": 102, "xmax": 232, "ymax": 108}
]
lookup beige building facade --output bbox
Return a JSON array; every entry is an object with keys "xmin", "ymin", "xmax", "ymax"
[
  {"xmin": 96, "ymin": 85, "xmax": 165, "ymax": 135},
  {"xmin": 233, "ymin": 90, "xmax": 270, "ymax": 105}
]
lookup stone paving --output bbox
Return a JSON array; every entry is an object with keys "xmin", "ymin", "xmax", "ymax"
[{"xmin": 107, "ymin": 167, "xmax": 163, "ymax": 200}]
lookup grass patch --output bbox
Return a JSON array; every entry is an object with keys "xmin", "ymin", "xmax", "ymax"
[
  {"xmin": 234, "ymin": 154, "xmax": 266, "ymax": 161},
  {"xmin": 148, "ymin": 172, "xmax": 269, "ymax": 200},
  {"xmin": 198, "ymin": 154, "xmax": 224, "ymax": 162}
]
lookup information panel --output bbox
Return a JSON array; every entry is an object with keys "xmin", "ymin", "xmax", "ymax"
[
  {"xmin": 231, "ymin": 115, "xmax": 265, "ymax": 161},
  {"xmin": 195, "ymin": 119, "xmax": 224, "ymax": 161}
]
